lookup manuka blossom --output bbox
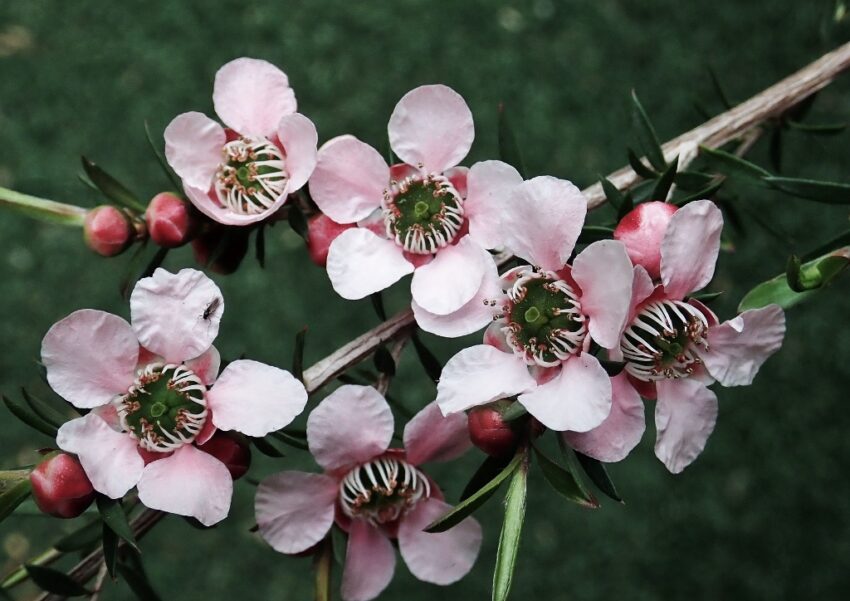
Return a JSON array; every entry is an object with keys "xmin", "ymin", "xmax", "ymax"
[
  {"xmin": 435, "ymin": 176, "xmax": 635, "ymax": 432},
  {"xmin": 42, "ymin": 268, "xmax": 308, "ymax": 525},
  {"xmin": 256, "ymin": 385, "xmax": 481, "ymax": 601},
  {"xmin": 165, "ymin": 58, "xmax": 318, "ymax": 226},
  {"xmin": 309, "ymin": 84, "xmax": 522, "ymax": 327},
  {"xmin": 566, "ymin": 200, "xmax": 786, "ymax": 473}
]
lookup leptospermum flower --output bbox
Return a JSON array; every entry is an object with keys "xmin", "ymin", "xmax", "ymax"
[
  {"xmin": 165, "ymin": 58, "xmax": 318, "ymax": 226},
  {"xmin": 435, "ymin": 177, "xmax": 635, "ymax": 433},
  {"xmin": 309, "ymin": 84, "xmax": 522, "ymax": 327},
  {"xmin": 42, "ymin": 268, "xmax": 308, "ymax": 525},
  {"xmin": 565, "ymin": 200, "xmax": 786, "ymax": 473},
  {"xmin": 256, "ymin": 385, "xmax": 481, "ymax": 601}
]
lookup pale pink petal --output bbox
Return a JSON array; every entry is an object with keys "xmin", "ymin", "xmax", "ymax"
[
  {"xmin": 130, "ymin": 268, "xmax": 223, "ymax": 363},
  {"xmin": 518, "ymin": 354, "xmax": 612, "ymax": 432},
  {"xmin": 410, "ymin": 235, "xmax": 488, "ymax": 315},
  {"xmin": 388, "ymin": 84, "xmax": 474, "ymax": 174},
  {"xmin": 404, "ymin": 402, "xmax": 470, "ymax": 465},
  {"xmin": 213, "ymin": 57, "xmax": 296, "ymax": 138},
  {"xmin": 444, "ymin": 166, "xmax": 469, "ymax": 197},
  {"xmin": 277, "ymin": 113, "xmax": 318, "ymax": 191},
  {"xmin": 564, "ymin": 372, "xmax": 645, "ymax": 462},
  {"xmin": 326, "ymin": 228, "xmax": 413, "ymax": 300},
  {"xmin": 184, "ymin": 345, "xmax": 221, "ymax": 386},
  {"xmin": 164, "ymin": 112, "xmax": 226, "ymax": 190},
  {"xmin": 398, "ymin": 498, "xmax": 482, "ymax": 585},
  {"xmin": 42, "ymin": 309, "xmax": 138, "ymax": 409},
  {"xmin": 630, "ymin": 265, "xmax": 656, "ymax": 319},
  {"xmin": 56, "ymin": 414, "xmax": 144, "ymax": 498},
  {"xmin": 483, "ymin": 318, "xmax": 513, "ymax": 353},
  {"xmin": 412, "ymin": 253, "xmax": 500, "ymax": 337},
  {"xmin": 207, "ymin": 360, "xmax": 307, "ymax": 437},
  {"xmin": 464, "ymin": 160, "xmax": 523, "ymax": 249},
  {"xmin": 654, "ymin": 378, "xmax": 718, "ymax": 473},
  {"xmin": 255, "ymin": 471, "xmax": 337, "ymax": 554},
  {"xmin": 306, "ymin": 385, "xmax": 394, "ymax": 472},
  {"xmin": 571, "ymin": 240, "xmax": 634, "ymax": 349},
  {"xmin": 436, "ymin": 345, "xmax": 536, "ymax": 415},
  {"xmin": 137, "ymin": 444, "xmax": 233, "ymax": 526},
  {"xmin": 661, "ymin": 199, "xmax": 723, "ymax": 299},
  {"xmin": 310, "ymin": 135, "xmax": 389, "ymax": 223},
  {"xmin": 342, "ymin": 520, "xmax": 396, "ymax": 601},
  {"xmin": 502, "ymin": 176, "xmax": 587, "ymax": 271},
  {"xmin": 700, "ymin": 305, "xmax": 785, "ymax": 387},
  {"xmin": 184, "ymin": 184, "xmax": 284, "ymax": 226}
]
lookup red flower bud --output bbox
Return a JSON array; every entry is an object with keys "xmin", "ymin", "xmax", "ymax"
[
  {"xmin": 306, "ymin": 214, "xmax": 354, "ymax": 267},
  {"xmin": 30, "ymin": 453, "xmax": 95, "ymax": 519},
  {"xmin": 145, "ymin": 192, "xmax": 197, "ymax": 248},
  {"xmin": 83, "ymin": 205, "xmax": 135, "ymax": 257},
  {"xmin": 197, "ymin": 432, "xmax": 251, "ymax": 480},
  {"xmin": 191, "ymin": 225, "xmax": 250, "ymax": 275},
  {"xmin": 613, "ymin": 201, "xmax": 678, "ymax": 279},
  {"xmin": 468, "ymin": 403, "xmax": 520, "ymax": 457}
]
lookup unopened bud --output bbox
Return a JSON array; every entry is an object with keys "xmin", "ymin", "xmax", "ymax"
[
  {"xmin": 83, "ymin": 205, "xmax": 135, "ymax": 257},
  {"xmin": 613, "ymin": 201, "xmax": 678, "ymax": 279},
  {"xmin": 30, "ymin": 453, "xmax": 95, "ymax": 519},
  {"xmin": 306, "ymin": 214, "xmax": 354, "ymax": 267},
  {"xmin": 197, "ymin": 432, "xmax": 251, "ymax": 480},
  {"xmin": 145, "ymin": 192, "xmax": 197, "ymax": 248},
  {"xmin": 468, "ymin": 401, "xmax": 520, "ymax": 457},
  {"xmin": 191, "ymin": 225, "xmax": 250, "ymax": 275}
]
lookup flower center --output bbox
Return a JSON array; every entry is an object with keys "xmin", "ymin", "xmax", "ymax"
[
  {"xmin": 117, "ymin": 363, "xmax": 208, "ymax": 452},
  {"xmin": 501, "ymin": 268, "xmax": 587, "ymax": 367},
  {"xmin": 338, "ymin": 456, "xmax": 430, "ymax": 525},
  {"xmin": 383, "ymin": 174, "xmax": 464, "ymax": 254},
  {"xmin": 214, "ymin": 137, "xmax": 288, "ymax": 215},
  {"xmin": 620, "ymin": 299, "xmax": 709, "ymax": 381}
]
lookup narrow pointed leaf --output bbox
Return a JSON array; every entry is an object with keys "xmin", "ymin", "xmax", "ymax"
[
  {"xmin": 144, "ymin": 121, "xmax": 183, "ymax": 190},
  {"xmin": 627, "ymin": 148, "xmax": 658, "ymax": 179},
  {"xmin": 288, "ymin": 203, "xmax": 309, "ymax": 241},
  {"xmin": 2, "ymin": 394, "xmax": 56, "ymax": 437},
  {"xmin": 557, "ymin": 437, "xmax": 598, "ymax": 504},
  {"xmin": 786, "ymin": 119, "xmax": 847, "ymax": 135},
  {"xmin": 533, "ymin": 445, "xmax": 599, "ymax": 508},
  {"xmin": 251, "ymin": 436, "xmax": 286, "ymax": 458},
  {"xmin": 599, "ymin": 176, "xmax": 625, "ymax": 210},
  {"xmin": 577, "ymin": 225, "xmax": 615, "ymax": 245},
  {"xmin": 673, "ymin": 171, "xmax": 714, "ymax": 191},
  {"xmin": 690, "ymin": 290, "xmax": 723, "ymax": 304},
  {"xmin": 699, "ymin": 145, "xmax": 771, "ymax": 179},
  {"xmin": 25, "ymin": 565, "xmax": 89, "ymax": 597},
  {"xmin": 270, "ymin": 431, "xmax": 310, "ymax": 451},
  {"xmin": 575, "ymin": 451, "xmax": 623, "ymax": 503},
  {"xmin": 370, "ymin": 292, "xmax": 387, "ymax": 321},
  {"xmin": 425, "ymin": 451, "xmax": 522, "ymax": 534},
  {"xmin": 631, "ymin": 91, "xmax": 666, "ymax": 171},
  {"xmin": 373, "ymin": 344, "xmax": 396, "ymax": 376},
  {"xmin": 292, "ymin": 327, "xmax": 307, "ymax": 382},
  {"xmin": 497, "ymin": 103, "xmax": 526, "ymax": 178},
  {"xmin": 461, "ymin": 454, "xmax": 513, "ymax": 501},
  {"xmin": 21, "ymin": 388, "xmax": 66, "ymax": 429},
  {"xmin": 764, "ymin": 176, "xmax": 850, "ymax": 204},
  {"xmin": 95, "ymin": 495, "xmax": 138, "ymax": 551},
  {"xmin": 651, "ymin": 156, "xmax": 679, "ymax": 201},
  {"xmin": 411, "ymin": 331, "xmax": 442, "ymax": 383},
  {"xmin": 617, "ymin": 191, "xmax": 635, "ymax": 221},
  {"xmin": 491, "ymin": 452, "xmax": 528, "ymax": 601},
  {"xmin": 102, "ymin": 524, "xmax": 118, "ymax": 578},
  {"xmin": 81, "ymin": 157, "xmax": 145, "ymax": 212},
  {"xmin": 673, "ymin": 179, "xmax": 723, "ymax": 206}
]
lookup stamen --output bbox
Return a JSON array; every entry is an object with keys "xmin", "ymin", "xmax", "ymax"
[
  {"xmin": 338, "ymin": 456, "xmax": 430, "ymax": 526},
  {"xmin": 117, "ymin": 363, "xmax": 208, "ymax": 452},
  {"xmin": 382, "ymin": 173, "xmax": 464, "ymax": 254},
  {"xmin": 214, "ymin": 137, "xmax": 288, "ymax": 215},
  {"xmin": 621, "ymin": 299, "xmax": 710, "ymax": 381}
]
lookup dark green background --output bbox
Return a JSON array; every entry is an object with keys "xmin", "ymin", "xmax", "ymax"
[{"xmin": 2, "ymin": 1, "xmax": 850, "ymax": 599}]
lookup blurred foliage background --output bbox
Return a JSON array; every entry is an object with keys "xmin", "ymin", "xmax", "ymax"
[{"xmin": 2, "ymin": 1, "xmax": 850, "ymax": 599}]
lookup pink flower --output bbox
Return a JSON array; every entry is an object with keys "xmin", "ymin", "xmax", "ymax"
[
  {"xmin": 42, "ymin": 268, "xmax": 308, "ymax": 525},
  {"xmin": 565, "ymin": 200, "xmax": 786, "ymax": 473},
  {"xmin": 255, "ymin": 385, "xmax": 481, "ymax": 601},
  {"xmin": 613, "ymin": 200, "xmax": 678, "ymax": 279},
  {"xmin": 164, "ymin": 58, "xmax": 318, "ymax": 226},
  {"xmin": 309, "ymin": 84, "xmax": 522, "ymax": 327},
  {"xmin": 435, "ymin": 176, "xmax": 635, "ymax": 432}
]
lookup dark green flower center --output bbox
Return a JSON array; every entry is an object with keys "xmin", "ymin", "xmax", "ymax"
[
  {"xmin": 215, "ymin": 137, "xmax": 287, "ymax": 215},
  {"xmin": 383, "ymin": 174, "xmax": 464, "ymax": 254},
  {"xmin": 504, "ymin": 269, "xmax": 586, "ymax": 367},
  {"xmin": 119, "ymin": 364, "xmax": 208, "ymax": 452}
]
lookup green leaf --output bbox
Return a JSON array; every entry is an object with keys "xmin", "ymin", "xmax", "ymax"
[
  {"xmin": 627, "ymin": 148, "xmax": 658, "ymax": 179},
  {"xmin": 251, "ymin": 436, "xmax": 287, "ymax": 458},
  {"xmin": 81, "ymin": 156, "xmax": 145, "ymax": 212},
  {"xmin": 673, "ymin": 171, "xmax": 714, "ymax": 191},
  {"xmin": 373, "ymin": 344, "xmax": 396, "ymax": 376},
  {"xmin": 292, "ymin": 327, "xmax": 307, "ymax": 382},
  {"xmin": 497, "ymin": 103, "xmax": 527, "ymax": 178},
  {"xmin": 370, "ymin": 291, "xmax": 387, "ymax": 321},
  {"xmin": 270, "ymin": 431, "xmax": 310, "ymax": 451},
  {"xmin": 287, "ymin": 203, "xmax": 309, "ymax": 241},
  {"xmin": 25, "ymin": 565, "xmax": 89, "ymax": 597},
  {"xmin": 599, "ymin": 176, "xmax": 625, "ymax": 210},
  {"xmin": 95, "ymin": 495, "xmax": 139, "ymax": 551},
  {"xmin": 672, "ymin": 179, "xmax": 723, "ymax": 206},
  {"xmin": 55, "ymin": 519, "xmax": 103, "ymax": 552},
  {"xmin": 117, "ymin": 552, "xmax": 163, "ymax": 601},
  {"xmin": 631, "ymin": 91, "xmax": 666, "ymax": 171},
  {"xmin": 144, "ymin": 121, "xmax": 182, "ymax": 190},
  {"xmin": 617, "ymin": 191, "xmax": 635, "ymax": 221},
  {"xmin": 690, "ymin": 290, "xmax": 724, "ymax": 304},
  {"xmin": 2, "ymin": 393, "xmax": 57, "ymax": 437},
  {"xmin": 575, "ymin": 452, "xmax": 623, "ymax": 503},
  {"xmin": 651, "ymin": 156, "xmax": 679, "ymax": 201},
  {"xmin": 533, "ymin": 445, "xmax": 599, "ymax": 508},
  {"xmin": 557, "ymin": 438, "xmax": 598, "ymax": 505},
  {"xmin": 0, "ymin": 477, "xmax": 31, "ymax": 523},
  {"xmin": 738, "ymin": 248, "xmax": 850, "ymax": 312},
  {"xmin": 102, "ymin": 523, "xmax": 118, "ymax": 578},
  {"xmin": 699, "ymin": 145, "xmax": 771, "ymax": 179},
  {"xmin": 426, "ymin": 451, "xmax": 522, "ymax": 534},
  {"xmin": 461, "ymin": 454, "xmax": 513, "ymax": 501},
  {"xmin": 786, "ymin": 119, "xmax": 847, "ymax": 135},
  {"xmin": 577, "ymin": 225, "xmax": 615, "ymax": 245},
  {"xmin": 411, "ymin": 331, "xmax": 442, "ymax": 383},
  {"xmin": 764, "ymin": 176, "xmax": 850, "ymax": 204},
  {"xmin": 21, "ymin": 388, "xmax": 65, "ymax": 429},
  {"xmin": 491, "ymin": 452, "xmax": 528, "ymax": 601}
]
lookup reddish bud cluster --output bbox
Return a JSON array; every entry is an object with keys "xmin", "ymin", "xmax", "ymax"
[
  {"xmin": 146, "ymin": 192, "xmax": 197, "ymax": 248},
  {"xmin": 29, "ymin": 453, "xmax": 95, "ymax": 519},
  {"xmin": 83, "ymin": 205, "xmax": 136, "ymax": 257}
]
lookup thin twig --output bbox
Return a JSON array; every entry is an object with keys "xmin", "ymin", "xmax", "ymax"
[{"xmin": 88, "ymin": 563, "xmax": 108, "ymax": 601}]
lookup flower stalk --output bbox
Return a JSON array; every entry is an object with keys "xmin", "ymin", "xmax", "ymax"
[{"xmin": 0, "ymin": 186, "xmax": 88, "ymax": 227}]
